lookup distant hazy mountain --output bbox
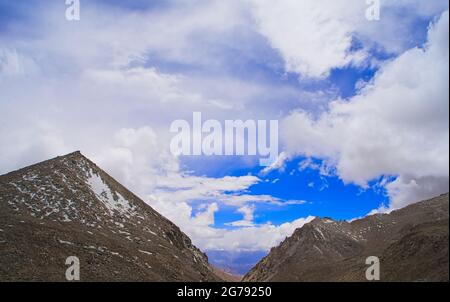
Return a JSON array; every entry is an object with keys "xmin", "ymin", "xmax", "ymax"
[
  {"xmin": 0, "ymin": 151, "xmax": 221, "ymax": 281},
  {"xmin": 206, "ymin": 250, "xmax": 267, "ymax": 276},
  {"xmin": 244, "ymin": 193, "xmax": 449, "ymax": 282}
]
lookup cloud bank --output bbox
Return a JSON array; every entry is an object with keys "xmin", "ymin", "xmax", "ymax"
[{"xmin": 281, "ymin": 11, "xmax": 449, "ymax": 209}]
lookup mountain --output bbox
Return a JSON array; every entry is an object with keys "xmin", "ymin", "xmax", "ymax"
[
  {"xmin": 206, "ymin": 250, "xmax": 267, "ymax": 276},
  {"xmin": 211, "ymin": 266, "xmax": 242, "ymax": 282},
  {"xmin": 243, "ymin": 193, "xmax": 449, "ymax": 282},
  {"xmin": 0, "ymin": 151, "xmax": 221, "ymax": 281}
]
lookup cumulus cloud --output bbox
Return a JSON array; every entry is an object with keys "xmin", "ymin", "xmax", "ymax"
[
  {"xmin": 199, "ymin": 216, "xmax": 315, "ymax": 251},
  {"xmin": 248, "ymin": 0, "xmax": 367, "ymax": 78},
  {"xmin": 260, "ymin": 151, "xmax": 288, "ymax": 175},
  {"xmin": 94, "ymin": 127, "xmax": 180, "ymax": 195},
  {"xmin": 281, "ymin": 11, "xmax": 449, "ymax": 209},
  {"xmin": 248, "ymin": 0, "xmax": 447, "ymax": 78},
  {"xmin": 225, "ymin": 205, "xmax": 256, "ymax": 227},
  {"xmin": 148, "ymin": 179, "xmax": 314, "ymax": 251},
  {"xmin": 385, "ymin": 175, "xmax": 450, "ymax": 209},
  {"xmin": 0, "ymin": 48, "xmax": 28, "ymax": 76}
]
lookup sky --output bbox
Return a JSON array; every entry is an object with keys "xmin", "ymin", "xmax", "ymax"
[{"xmin": 0, "ymin": 0, "xmax": 448, "ymax": 258}]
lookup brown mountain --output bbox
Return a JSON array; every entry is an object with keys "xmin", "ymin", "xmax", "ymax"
[
  {"xmin": 0, "ymin": 151, "xmax": 221, "ymax": 281},
  {"xmin": 243, "ymin": 193, "xmax": 449, "ymax": 282}
]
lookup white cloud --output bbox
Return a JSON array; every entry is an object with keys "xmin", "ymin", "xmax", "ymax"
[
  {"xmin": 248, "ymin": 0, "xmax": 447, "ymax": 78},
  {"xmin": 192, "ymin": 203, "xmax": 219, "ymax": 227},
  {"xmin": 197, "ymin": 216, "xmax": 315, "ymax": 251},
  {"xmin": 145, "ymin": 171, "xmax": 312, "ymax": 251},
  {"xmin": 225, "ymin": 204, "xmax": 256, "ymax": 227},
  {"xmin": 385, "ymin": 175, "xmax": 450, "ymax": 209},
  {"xmin": 248, "ymin": 0, "xmax": 366, "ymax": 78},
  {"xmin": 260, "ymin": 151, "xmax": 288, "ymax": 175},
  {"xmin": 298, "ymin": 157, "xmax": 334, "ymax": 177},
  {"xmin": 0, "ymin": 48, "xmax": 24, "ymax": 76},
  {"xmin": 93, "ymin": 126, "xmax": 180, "ymax": 196},
  {"xmin": 281, "ymin": 11, "xmax": 449, "ymax": 209}
]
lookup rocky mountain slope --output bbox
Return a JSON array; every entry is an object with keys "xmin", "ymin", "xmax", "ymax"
[
  {"xmin": 0, "ymin": 151, "xmax": 221, "ymax": 281},
  {"xmin": 211, "ymin": 266, "xmax": 242, "ymax": 282},
  {"xmin": 243, "ymin": 193, "xmax": 449, "ymax": 282}
]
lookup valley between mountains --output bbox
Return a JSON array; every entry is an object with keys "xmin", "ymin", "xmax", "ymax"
[{"xmin": 0, "ymin": 152, "xmax": 448, "ymax": 281}]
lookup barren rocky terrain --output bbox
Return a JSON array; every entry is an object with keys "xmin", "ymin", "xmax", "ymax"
[
  {"xmin": 244, "ymin": 193, "xmax": 449, "ymax": 282},
  {"xmin": 0, "ymin": 151, "xmax": 221, "ymax": 281}
]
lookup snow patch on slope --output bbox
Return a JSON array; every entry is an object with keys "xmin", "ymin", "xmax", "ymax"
[{"xmin": 86, "ymin": 170, "xmax": 137, "ymax": 217}]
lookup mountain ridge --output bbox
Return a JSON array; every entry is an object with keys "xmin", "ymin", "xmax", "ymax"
[
  {"xmin": 243, "ymin": 193, "xmax": 449, "ymax": 282},
  {"xmin": 0, "ymin": 151, "xmax": 221, "ymax": 281}
]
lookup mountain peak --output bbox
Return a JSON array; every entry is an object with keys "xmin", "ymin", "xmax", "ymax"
[
  {"xmin": 309, "ymin": 216, "xmax": 337, "ymax": 225},
  {"xmin": 63, "ymin": 150, "xmax": 82, "ymax": 157},
  {"xmin": 59, "ymin": 150, "xmax": 84, "ymax": 161},
  {"xmin": 0, "ymin": 152, "xmax": 221, "ymax": 281},
  {"xmin": 244, "ymin": 193, "xmax": 449, "ymax": 282}
]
